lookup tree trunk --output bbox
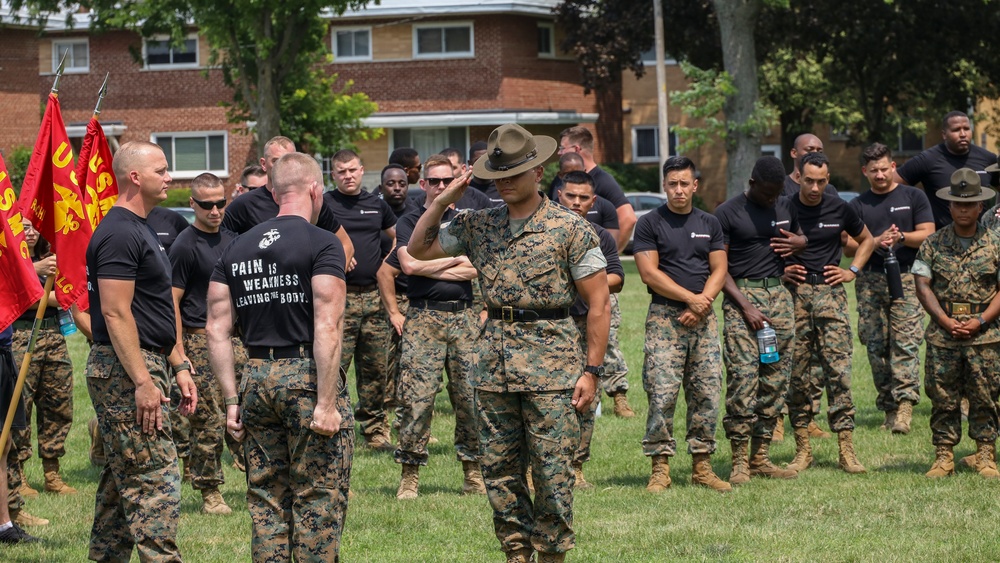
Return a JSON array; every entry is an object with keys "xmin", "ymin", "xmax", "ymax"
[
  {"xmin": 712, "ymin": 0, "xmax": 763, "ymax": 198},
  {"xmin": 256, "ymin": 66, "xmax": 282, "ymax": 156}
]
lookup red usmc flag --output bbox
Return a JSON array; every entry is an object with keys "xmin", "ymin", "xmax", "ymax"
[
  {"xmin": 77, "ymin": 117, "xmax": 118, "ymax": 231},
  {"xmin": 0, "ymin": 153, "xmax": 44, "ymax": 328}
]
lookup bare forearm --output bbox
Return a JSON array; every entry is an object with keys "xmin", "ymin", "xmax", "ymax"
[
  {"xmin": 914, "ymin": 276, "xmax": 946, "ymax": 323},
  {"xmin": 376, "ymin": 264, "xmax": 401, "ymax": 315},
  {"xmin": 585, "ymin": 295, "xmax": 610, "ymax": 365},
  {"xmin": 408, "ymin": 202, "xmax": 449, "ymax": 260},
  {"xmin": 314, "ymin": 316, "xmax": 343, "ymax": 411},
  {"xmin": 435, "ymin": 263, "xmax": 478, "ymax": 281},
  {"xmin": 104, "ymin": 314, "xmax": 153, "ymax": 387}
]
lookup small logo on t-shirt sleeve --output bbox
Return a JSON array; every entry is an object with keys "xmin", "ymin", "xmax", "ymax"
[{"xmin": 259, "ymin": 228, "xmax": 280, "ymax": 249}]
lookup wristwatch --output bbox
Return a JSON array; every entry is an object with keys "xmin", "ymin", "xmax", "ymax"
[
  {"xmin": 584, "ymin": 365, "xmax": 605, "ymax": 377},
  {"xmin": 171, "ymin": 360, "xmax": 191, "ymax": 375},
  {"xmin": 899, "ymin": 231, "xmax": 906, "ymax": 244},
  {"xmin": 224, "ymin": 396, "xmax": 239, "ymax": 406},
  {"xmin": 849, "ymin": 265, "xmax": 860, "ymax": 275},
  {"xmin": 978, "ymin": 316, "xmax": 988, "ymax": 328}
]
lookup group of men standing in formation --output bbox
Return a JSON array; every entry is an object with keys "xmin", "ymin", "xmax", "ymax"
[{"xmin": 1, "ymin": 111, "xmax": 999, "ymax": 563}]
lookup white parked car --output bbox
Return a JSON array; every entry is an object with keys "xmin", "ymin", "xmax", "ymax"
[{"xmin": 624, "ymin": 192, "xmax": 668, "ymax": 254}]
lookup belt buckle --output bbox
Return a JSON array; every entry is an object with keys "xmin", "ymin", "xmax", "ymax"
[
  {"xmin": 953, "ymin": 302, "xmax": 971, "ymax": 315},
  {"xmin": 502, "ymin": 306, "xmax": 514, "ymax": 322}
]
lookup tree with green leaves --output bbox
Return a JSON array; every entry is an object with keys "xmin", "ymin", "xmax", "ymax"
[{"xmin": 9, "ymin": 0, "xmax": 381, "ymax": 155}]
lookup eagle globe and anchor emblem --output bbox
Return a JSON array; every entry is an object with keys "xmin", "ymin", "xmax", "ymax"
[{"xmin": 259, "ymin": 228, "xmax": 280, "ymax": 249}]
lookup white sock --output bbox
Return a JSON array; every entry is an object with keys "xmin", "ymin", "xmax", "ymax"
[{"xmin": 0, "ymin": 521, "xmax": 13, "ymax": 531}]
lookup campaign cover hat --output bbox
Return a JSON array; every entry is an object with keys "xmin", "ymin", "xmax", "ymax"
[
  {"xmin": 472, "ymin": 123, "xmax": 557, "ymax": 180},
  {"xmin": 986, "ymin": 154, "xmax": 999, "ymax": 173},
  {"xmin": 936, "ymin": 167, "xmax": 996, "ymax": 202}
]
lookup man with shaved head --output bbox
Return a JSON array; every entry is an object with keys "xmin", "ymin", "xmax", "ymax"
[
  {"xmin": 208, "ymin": 152, "xmax": 351, "ymax": 561},
  {"xmin": 783, "ymin": 133, "xmax": 839, "ymax": 199},
  {"xmin": 85, "ymin": 140, "xmax": 198, "ymax": 561}
]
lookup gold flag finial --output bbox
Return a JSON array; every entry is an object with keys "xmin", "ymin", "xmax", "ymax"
[
  {"xmin": 51, "ymin": 49, "xmax": 69, "ymax": 95},
  {"xmin": 93, "ymin": 73, "xmax": 109, "ymax": 118}
]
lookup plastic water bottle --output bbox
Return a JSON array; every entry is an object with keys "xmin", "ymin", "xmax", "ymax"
[
  {"xmin": 884, "ymin": 246, "xmax": 905, "ymax": 300},
  {"xmin": 57, "ymin": 309, "xmax": 78, "ymax": 336},
  {"xmin": 757, "ymin": 321, "xmax": 779, "ymax": 364}
]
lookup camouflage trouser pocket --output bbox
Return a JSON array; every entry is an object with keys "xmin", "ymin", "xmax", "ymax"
[{"xmin": 104, "ymin": 405, "xmax": 174, "ymax": 473}]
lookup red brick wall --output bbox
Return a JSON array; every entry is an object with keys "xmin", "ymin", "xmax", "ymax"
[{"xmin": 0, "ymin": 29, "xmax": 44, "ymax": 156}]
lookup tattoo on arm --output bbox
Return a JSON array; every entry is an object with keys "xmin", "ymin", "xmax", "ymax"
[{"xmin": 422, "ymin": 224, "xmax": 440, "ymax": 247}]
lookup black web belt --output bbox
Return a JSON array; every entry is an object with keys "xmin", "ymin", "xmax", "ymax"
[
  {"xmin": 409, "ymin": 299, "xmax": 473, "ymax": 313},
  {"xmin": 247, "ymin": 345, "xmax": 313, "ymax": 360},
  {"xmin": 487, "ymin": 306, "xmax": 569, "ymax": 322}
]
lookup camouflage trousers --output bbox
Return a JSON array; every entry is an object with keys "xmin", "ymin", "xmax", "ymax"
[
  {"xmin": 641, "ymin": 303, "xmax": 723, "ymax": 456},
  {"xmin": 787, "ymin": 283, "xmax": 856, "ymax": 432},
  {"xmin": 11, "ymin": 327, "xmax": 74, "ymax": 462},
  {"xmin": 478, "ymin": 389, "xmax": 579, "ymax": 555},
  {"xmin": 395, "ymin": 306, "xmax": 479, "ymax": 466},
  {"xmin": 571, "ymin": 316, "xmax": 598, "ymax": 464},
  {"xmin": 385, "ymin": 294, "xmax": 409, "ymax": 412},
  {"xmin": 342, "ymin": 288, "xmax": 392, "ymax": 439},
  {"xmin": 241, "ymin": 358, "xmax": 355, "ymax": 562},
  {"xmin": 86, "ymin": 344, "xmax": 181, "ymax": 562},
  {"xmin": 925, "ymin": 343, "xmax": 1000, "ymax": 446},
  {"xmin": 223, "ymin": 340, "xmax": 249, "ymax": 470},
  {"xmin": 601, "ymin": 294, "xmax": 629, "ymax": 395},
  {"xmin": 2, "ymin": 345, "xmax": 26, "ymax": 513},
  {"xmin": 722, "ymin": 285, "xmax": 794, "ymax": 441},
  {"xmin": 856, "ymin": 271, "xmax": 923, "ymax": 412},
  {"xmin": 180, "ymin": 333, "xmax": 225, "ymax": 489}
]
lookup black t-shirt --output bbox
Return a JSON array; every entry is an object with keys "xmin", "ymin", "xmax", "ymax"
[
  {"xmin": 634, "ymin": 206, "xmax": 725, "ymax": 294},
  {"xmin": 211, "ymin": 216, "xmax": 345, "ymax": 347},
  {"xmin": 715, "ymin": 193, "xmax": 800, "ymax": 280},
  {"xmin": 87, "ymin": 207, "xmax": 177, "ymax": 349},
  {"xmin": 147, "ymin": 206, "xmax": 191, "ymax": 253},
  {"xmin": 849, "ymin": 184, "xmax": 934, "ymax": 270},
  {"xmin": 782, "ymin": 176, "xmax": 839, "ymax": 199},
  {"xmin": 471, "ymin": 178, "xmax": 505, "ymax": 207},
  {"xmin": 1, "ymin": 325, "xmax": 11, "ymax": 347},
  {"xmin": 392, "ymin": 207, "xmax": 472, "ymax": 302},
  {"xmin": 221, "ymin": 186, "xmax": 343, "ymax": 235},
  {"xmin": 896, "ymin": 143, "xmax": 999, "ymax": 229},
  {"xmin": 586, "ymin": 196, "xmax": 620, "ymax": 230},
  {"xmin": 570, "ymin": 224, "xmax": 623, "ymax": 317},
  {"xmin": 170, "ymin": 227, "xmax": 236, "ymax": 328},
  {"xmin": 324, "ymin": 189, "xmax": 396, "ymax": 286},
  {"xmin": 589, "ymin": 166, "xmax": 631, "ymax": 209},
  {"xmin": 381, "ymin": 198, "xmax": 419, "ymax": 258},
  {"xmin": 408, "ymin": 185, "xmax": 494, "ymax": 212},
  {"xmin": 787, "ymin": 194, "xmax": 865, "ymax": 273}
]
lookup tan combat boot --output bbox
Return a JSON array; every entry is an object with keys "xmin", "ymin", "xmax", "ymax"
[
  {"xmin": 538, "ymin": 553, "xmax": 566, "ymax": 563},
  {"xmin": 396, "ymin": 464, "xmax": 419, "ymax": 499},
  {"xmin": 974, "ymin": 441, "xmax": 1000, "ymax": 479},
  {"xmin": 925, "ymin": 445, "xmax": 954, "ymax": 478},
  {"xmin": 88, "ymin": 418, "xmax": 107, "ymax": 466},
  {"xmin": 42, "ymin": 458, "xmax": 77, "ymax": 495},
  {"xmin": 892, "ymin": 400, "xmax": 913, "ymax": 434},
  {"xmin": 808, "ymin": 420, "xmax": 831, "ymax": 439},
  {"xmin": 612, "ymin": 392, "xmax": 635, "ymax": 418},
  {"xmin": 786, "ymin": 428, "xmax": 813, "ymax": 472},
  {"xmin": 506, "ymin": 548, "xmax": 534, "ymax": 563},
  {"xmin": 880, "ymin": 410, "xmax": 897, "ymax": 431},
  {"xmin": 462, "ymin": 460, "xmax": 487, "ymax": 495},
  {"xmin": 366, "ymin": 432, "xmax": 395, "ymax": 453},
  {"xmin": 19, "ymin": 481, "xmax": 39, "ymax": 498},
  {"xmin": 837, "ymin": 430, "xmax": 866, "ymax": 474},
  {"xmin": 772, "ymin": 415, "xmax": 785, "ymax": 442},
  {"xmin": 525, "ymin": 466, "xmax": 534, "ymax": 495},
  {"xmin": 691, "ymin": 453, "xmax": 732, "ymax": 493},
  {"xmin": 646, "ymin": 454, "xmax": 671, "ymax": 492},
  {"xmin": 12, "ymin": 509, "xmax": 49, "ymax": 527},
  {"xmin": 201, "ymin": 487, "xmax": 233, "ymax": 515},
  {"xmin": 180, "ymin": 456, "xmax": 192, "ymax": 483},
  {"xmin": 749, "ymin": 437, "xmax": 798, "ymax": 479},
  {"xmin": 729, "ymin": 440, "xmax": 751, "ymax": 485},
  {"xmin": 572, "ymin": 462, "xmax": 593, "ymax": 490}
]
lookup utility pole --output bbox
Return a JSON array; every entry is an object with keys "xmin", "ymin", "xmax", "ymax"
[{"xmin": 653, "ymin": 0, "xmax": 668, "ymax": 191}]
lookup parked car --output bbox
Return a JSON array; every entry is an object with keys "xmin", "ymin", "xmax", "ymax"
[
  {"xmin": 837, "ymin": 191, "xmax": 860, "ymax": 202},
  {"xmin": 168, "ymin": 207, "xmax": 196, "ymax": 225},
  {"xmin": 623, "ymin": 192, "xmax": 668, "ymax": 255}
]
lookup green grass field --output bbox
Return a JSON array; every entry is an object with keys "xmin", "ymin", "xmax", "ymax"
[{"xmin": 4, "ymin": 260, "xmax": 999, "ymax": 562}]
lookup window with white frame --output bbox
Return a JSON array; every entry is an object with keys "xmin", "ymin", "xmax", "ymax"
[
  {"xmin": 333, "ymin": 27, "xmax": 371, "ymax": 61},
  {"xmin": 761, "ymin": 144, "xmax": 782, "ymax": 158},
  {"xmin": 392, "ymin": 127, "xmax": 467, "ymax": 164},
  {"xmin": 413, "ymin": 23, "xmax": 473, "ymax": 58},
  {"xmin": 152, "ymin": 132, "xmax": 227, "ymax": 178},
  {"xmin": 640, "ymin": 47, "xmax": 678, "ymax": 66},
  {"xmin": 632, "ymin": 126, "xmax": 677, "ymax": 162},
  {"xmin": 144, "ymin": 35, "xmax": 198, "ymax": 69},
  {"xmin": 52, "ymin": 39, "xmax": 89, "ymax": 74},
  {"xmin": 537, "ymin": 23, "xmax": 554, "ymax": 57}
]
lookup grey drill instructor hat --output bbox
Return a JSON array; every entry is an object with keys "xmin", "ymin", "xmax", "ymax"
[
  {"xmin": 936, "ymin": 167, "xmax": 996, "ymax": 202},
  {"xmin": 472, "ymin": 123, "xmax": 558, "ymax": 180},
  {"xmin": 986, "ymin": 154, "xmax": 999, "ymax": 173}
]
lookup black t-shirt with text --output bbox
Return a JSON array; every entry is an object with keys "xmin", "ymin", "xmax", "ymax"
[
  {"xmin": 147, "ymin": 206, "xmax": 191, "ymax": 253},
  {"xmin": 787, "ymin": 194, "xmax": 865, "ymax": 273},
  {"xmin": 849, "ymin": 184, "xmax": 934, "ymax": 271},
  {"xmin": 570, "ymin": 224, "xmax": 624, "ymax": 316},
  {"xmin": 896, "ymin": 143, "xmax": 999, "ymax": 229},
  {"xmin": 211, "ymin": 216, "xmax": 345, "ymax": 347},
  {"xmin": 87, "ymin": 207, "xmax": 177, "ymax": 349},
  {"xmin": 170, "ymin": 227, "xmax": 236, "ymax": 328},
  {"xmin": 586, "ymin": 197, "xmax": 620, "ymax": 230},
  {"xmin": 589, "ymin": 166, "xmax": 631, "ymax": 209},
  {"xmin": 391, "ymin": 207, "xmax": 472, "ymax": 302},
  {"xmin": 221, "ymin": 185, "xmax": 343, "ymax": 235},
  {"xmin": 715, "ymin": 193, "xmax": 800, "ymax": 280},
  {"xmin": 381, "ymin": 198, "xmax": 419, "ymax": 259},
  {"xmin": 634, "ymin": 206, "xmax": 724, "ymax": 295},
  {"xmin": 324, "ymin": 189, "xmax": 396, "ymax": 286}
]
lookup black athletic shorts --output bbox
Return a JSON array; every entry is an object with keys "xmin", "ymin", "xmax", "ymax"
[{"xmin": 0, "ymin": 346, "xmax": 26, "ymax": 431}]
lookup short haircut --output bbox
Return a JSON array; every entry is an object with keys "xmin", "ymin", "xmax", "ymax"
[
  {"xmin": 271, "ymin": 152, "xmax": 322, "ymax": 196},
  {"xmin": 861, "ymin": 142, "xmax": 892, "ymax": 165},
  {"xmin": 468, "ymin": 141, "xmax": 487, "ymax": 162},
  {"xmin": 423, "ymin": 154, "xmax": 452, "ymax": 177},
  {"xmin": 440, "ymin": 147, "xmax": 465, "ymax": 164},
  {"xmin": 263, "ymin": 136, "xmax": 295, "ymax": 155},
  {"xmin": 559, "ymin": 152, "xmax": 585, "ymax": 170},
  {"xmin": 942, "ymin": 111, "xmax": 969, "ymax": 130},
  {"xmin": 751, "ymin": 156, "xmax": 787, "ymax": 186},
  {"xmin": 240, "ymin": 164, "xmax": 266, "ymax": 185},
  {"xmin": 800, "ymin": 151, "xmax": 830, "ymax": 171},
  {"xmin": 381, "ymin": 163, "xmax": 405, "ymax": 181},
  {"xmin": 662, "ymin": 155, "xmax": 696, "ymax": 176},
  {"xmin": 332, "ymin": 149, "xmax": 361, "ymax": 165},
  {"xmin": 561, "ymin": 170, "xmax": 595, "ymax": 190},
  {"xmin": 112, "ymin": 141, "xmax": 163, "ymax": 182},
  {"xmin": 389, "ymin": 147, "xmax": 419, "ymax": 168},
  {"xmin": 191, "ymin": 172, "xmax": 223, "ymax": 193},
  {"xmin": 559, "ymin": 126, "xmax": 594, "ymax": 151}
]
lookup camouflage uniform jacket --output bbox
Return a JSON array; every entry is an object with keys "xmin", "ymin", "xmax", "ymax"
[
  {"xmin": 915, "ymin": 224, "xmax": 1000, "ymax": 347},
  {"xmin": 441, "ymin": 196, "xmax": 601, "ymax": 392}
]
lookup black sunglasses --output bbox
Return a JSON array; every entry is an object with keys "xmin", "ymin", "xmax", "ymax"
[
  {"xmin": 426, "ymin": 177, "xmax": 455, "ymax": 186},
  {"xmin": 243, "ymin": 184, "xmax": 266, "ymax": 191},
  {"xmin": 192, "ymin": 198, "xmax": 227, "ymax": 210}
]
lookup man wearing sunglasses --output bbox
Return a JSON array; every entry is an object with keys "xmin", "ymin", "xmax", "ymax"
[{"xmin": 168, "ymin": 173, "xmax": 245, "ymax": 515}]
